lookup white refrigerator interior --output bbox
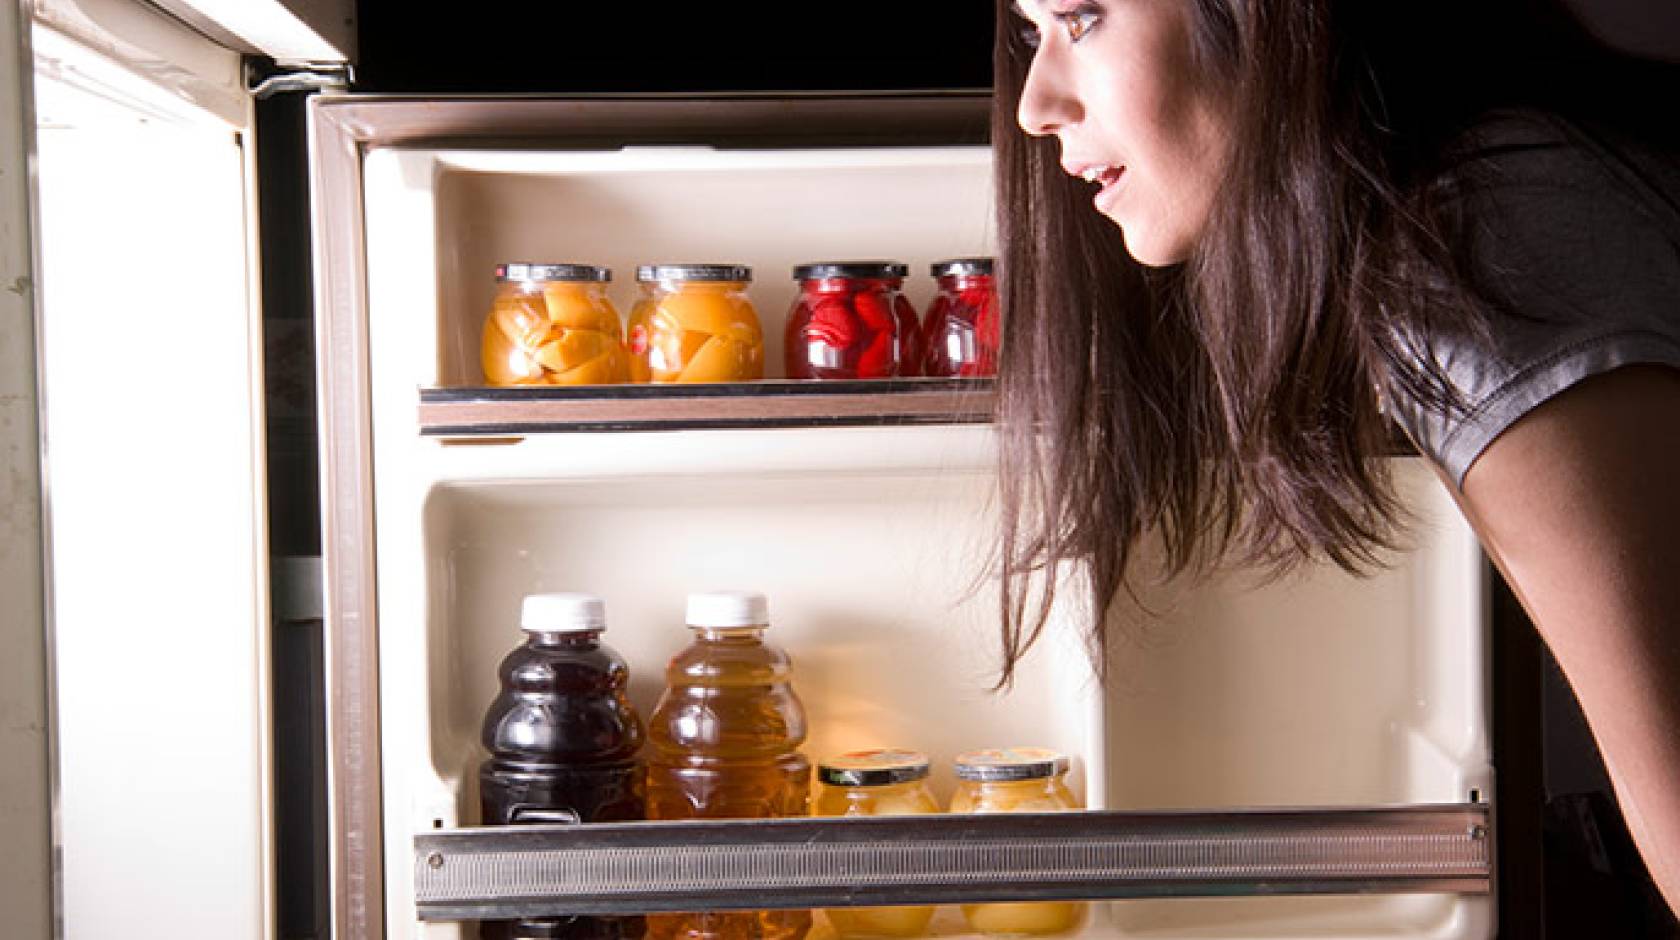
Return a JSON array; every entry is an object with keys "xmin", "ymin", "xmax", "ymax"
[
  {"xmin": 358, "ymin": 141, "xmax": 1492, "ymax": 939},
  {"xmin": 28, "ymin": 8, "xmax": 273, "ymax": 939}
]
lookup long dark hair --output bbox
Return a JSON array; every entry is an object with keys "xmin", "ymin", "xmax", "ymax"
[{"xmin": 988, "ymin": 0, "xmax": 1666, "ymax": 685}]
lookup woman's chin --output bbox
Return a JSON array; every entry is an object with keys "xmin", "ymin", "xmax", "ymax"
[{"xmin": 1115, "ymin": 223, "xmax": 1191, "ymax": 269}]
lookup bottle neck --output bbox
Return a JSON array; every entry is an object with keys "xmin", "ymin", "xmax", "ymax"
[
  {"xmin": 528, "ymin": 629, "xmax": 601, "ymax": 647},
  {"xmin": 692, "ymin": 624, "xmax": 766, "ymax": 642}
]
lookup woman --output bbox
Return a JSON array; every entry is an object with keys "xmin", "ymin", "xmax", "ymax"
[{"xmin": 991, "ymin": 0, "xmax": 1680, "ymax": 918}]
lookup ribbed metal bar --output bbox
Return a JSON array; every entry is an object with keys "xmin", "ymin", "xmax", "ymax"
[
  {"xmin": 416, "ymin": 379, "xmax": 998, "ymax": 436},
  {"xmin": 413, "ymin": 805, "xmax": 1490, "ymax": 922}
]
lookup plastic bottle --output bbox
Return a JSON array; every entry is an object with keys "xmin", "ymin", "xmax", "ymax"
[
  {"xmin": 479, "ymin": 593, "xmax": 647, "ymax": 940},
  {"xmin": 645, "ymin": 591, "xmax": 813, "ymax": 940}
]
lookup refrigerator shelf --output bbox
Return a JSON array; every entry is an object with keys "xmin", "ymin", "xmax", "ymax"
[
  {"xmin": 418, "ymin": 378, "xmax": 997, "ymax": 435},
  {"xmin": 412, "ymin": 804, "xmax": 1491, "ymax": 922}
]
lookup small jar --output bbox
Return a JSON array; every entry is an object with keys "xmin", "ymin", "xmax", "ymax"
[
  {"xmin": 920, "ymin": 258, "xmax": 999, "ymax": 378},
  {"xmin": 815, "ymin": 749, "xmax": 940, "ymax": 939},
  {"xmin": 784, "ymin": 262, "xmax": 911, "ymax": 380},
  {"xmin": 949, "ymin": 748, "xmax": 1084, "ymax": 936},
  {"xmin": 481, "ymin": 263, "xmax": 628, "ymax": 386},
  {"xmin": 627, "ymin": 264, "xmax": 763, "ymax": 383}
]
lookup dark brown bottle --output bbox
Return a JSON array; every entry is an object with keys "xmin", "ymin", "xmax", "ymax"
[{"xmin": 480, "ymin": 593, "xmax": 646, "ymax": 940}]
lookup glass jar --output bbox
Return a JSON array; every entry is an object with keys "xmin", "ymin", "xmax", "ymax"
[
  {"xmin": 919, "ymin": 258, "xmax": 999, "ymax": 378},
  {"xmin": 480, "ymin": 263, "xmax": 629, "ymax": 386},
  {"xmin": 784, "ymin": 262, "xmax": 910, "ymax": 380},
  {"xmin": 814, "ymin": 749, "xmax": 939, "ymax": 939},
  {"xmin": 949, "ymin": 748, "xmax": 1084, "ymax": 936},
  {"xmin": 891, "ymin": 276, "xmax": 923, "ymax": 379},
  {"xmin": 627, "ymin": 264, "xmax": 763, "ymax": 383}
]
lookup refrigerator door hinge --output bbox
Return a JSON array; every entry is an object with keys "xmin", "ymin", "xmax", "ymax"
[{"xmin": 246, "ymin": 61, "xmax": 352, "ymax": 99}]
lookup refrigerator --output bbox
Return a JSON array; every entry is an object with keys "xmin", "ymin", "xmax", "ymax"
[{"xmin": 4, "ymin": 1, "xmax": 1523, "ymax": 938}]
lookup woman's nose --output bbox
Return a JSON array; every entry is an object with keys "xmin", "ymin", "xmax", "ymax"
[{"xmin": 1016, "ymin": 47, "xmax": 1080, "ymax": 137}]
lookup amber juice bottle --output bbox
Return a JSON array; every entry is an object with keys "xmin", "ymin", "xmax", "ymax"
[{"xmin": 645, "ymin": 591, "xmax": 812, "ymax": 940}]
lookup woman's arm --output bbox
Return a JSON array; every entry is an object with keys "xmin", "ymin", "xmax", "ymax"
[{"xmin": 1455, "ymin": 363, "xmax": 1680, "ymax": 915}]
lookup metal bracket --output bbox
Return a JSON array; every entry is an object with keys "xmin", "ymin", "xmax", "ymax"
[{"xmin": 246, "ymin": 63, "xmax": 352, "ymax": 99}]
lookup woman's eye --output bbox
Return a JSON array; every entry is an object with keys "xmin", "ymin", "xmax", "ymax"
[
  {"xmin": 1017, "ymin": 22, "xmax": 1042, "ymax": 50},
  {"xmin": 1059, "ymin": 9, "xmax": 1099, "ymax": 42}
]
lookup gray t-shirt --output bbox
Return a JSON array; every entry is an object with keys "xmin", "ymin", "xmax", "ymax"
[{"xmin": 1391, "ymin": 110, "xmax": 1680, "ymax": 484}]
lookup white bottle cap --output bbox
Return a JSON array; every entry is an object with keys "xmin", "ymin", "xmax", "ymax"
[
  {"xmin": 685, "ymin": 590, "xmax": 770, "ymax": 629},
  {"xmin": 520, "ymin": 592, "xmax": 607, "ymax": 633}
]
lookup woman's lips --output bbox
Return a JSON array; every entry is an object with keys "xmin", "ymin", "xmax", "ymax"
[{"xmin": 1090, "ymin": 166, "xmax": 1124, "ymax": 212}]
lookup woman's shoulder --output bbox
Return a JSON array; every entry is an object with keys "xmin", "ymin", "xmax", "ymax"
[
  {"xmin": 1438, "ymin": 106, "xmax": 1680, "ymax": 215},
  {"xmin": 1433, "ymin": 107, "xmax": 1680, "ymax": 306},
  {"xmin": 1394, "ymin": 107, "xmax": 1680, "ymax": 485}
]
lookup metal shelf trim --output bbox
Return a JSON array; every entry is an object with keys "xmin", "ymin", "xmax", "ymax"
[
  {"xmin": 413, "ymin": 805, "xmax": 1491, "ymax": 922},
  {"xmin": 418, "ymin": 379, "xmax": 998, "ymax": 435}
]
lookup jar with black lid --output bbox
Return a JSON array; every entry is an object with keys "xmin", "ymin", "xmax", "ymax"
[
  {"xmin": 920, "ymin": 257, "xmax": 998, "ymax": 378},
  {"xmin": 784, "ymin": 261, "xmax": 912, "ymax": 380}
]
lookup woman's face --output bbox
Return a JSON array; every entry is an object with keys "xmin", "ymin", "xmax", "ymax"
[{"xmin": 1013, "ymin": 0, "xmax": 1231, "ymax": 267}]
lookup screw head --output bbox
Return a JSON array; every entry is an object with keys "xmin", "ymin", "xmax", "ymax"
[{"xmin": 427, "ymin": 852, "xmax": 445, "ymax": 869}]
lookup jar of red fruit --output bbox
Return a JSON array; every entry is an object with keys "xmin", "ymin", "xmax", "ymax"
[
  {"xmin": 920, "ymin": 258, "xmax": 999, "ymax": 378},
  {"xmin": 784, "ymin": 262, "xmax": 912, "ymax": 380}
]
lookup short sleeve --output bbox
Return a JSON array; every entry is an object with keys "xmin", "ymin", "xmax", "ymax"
[{"xmin": 1389, "ymin": 111, "xmax": 1680, "ymax": 485}]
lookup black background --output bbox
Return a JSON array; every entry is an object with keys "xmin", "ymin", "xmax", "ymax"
[{"xmin": 352, "ymin": 0, "xmax": 995, "ymax": 93}]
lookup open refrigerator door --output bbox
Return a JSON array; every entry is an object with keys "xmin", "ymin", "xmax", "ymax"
[
  {"xmin": 0, "ymin": 0, "xmax": 52, "ymax": 935},
  {"xmin": 11, "ymin": 0, "xmax": 347, "ymax": 937},
  {"xmin": 311, "ymin": 96, "xmax": 1495, "ymax": 940}
]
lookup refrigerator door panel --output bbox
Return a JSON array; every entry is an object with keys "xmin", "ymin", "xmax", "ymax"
[
  {"xmin": 0, "ymin": 1, "xmax": 52, "ymax": 936},
  {"xmin": 26, "ymin": 4, "xmax": 272, "ymax": 938},
  {"xmin": 139, "ymin": 0, "xmax": 351, "ymax": 66},
  {"xmin": 313, "ymin": 96, "xmax": 1492, "ymax": 940}
]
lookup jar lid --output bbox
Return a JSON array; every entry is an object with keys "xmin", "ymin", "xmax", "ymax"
[
  {"xmin": 953, "ymin": 747, "xmax": 1069, "ymax": 782},
  {"xmin": 930, "ymin": 257, "xmax": 994, "ymax": 278},
  {"xmin": 685, "ymin": 590, "xmax": 769, "ymax": 628},
  {"xmin": 520, "ymin": 592, "xmax": 607, "ymax": 633},
  {"xmin": 496, "ymin": 263, "xmax": 611, "ymax": 283},
  {"xmin": 818, "ymin": 749, "xmax": 931, "ymax": 787},
  {"xmin": 636, "ymin": 264, "xmax": 752, "ymax": 283},
  {"xmin": 792, "ymin": 261, "xmax": 909, "ymax": 281}
]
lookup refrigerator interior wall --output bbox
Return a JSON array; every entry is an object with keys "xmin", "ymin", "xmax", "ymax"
[
  {"xmin": 359, "ymin": 143, "xmax": 1490, "ymax": 939},
  {"xmin": 29, "ymin": 15, "xmax": 272, "ymax": 940}
]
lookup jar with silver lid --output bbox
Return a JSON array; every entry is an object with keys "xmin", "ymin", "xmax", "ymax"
[
  {"xmin": 815, "ymin": 749, "xmax": 940, "ymax": 938},
  {"xmin": 948, "ymin": 748, "xmax": 1084, "ymax": 936},
  {"xmin": 626, "ymin": 264, "xmax": 763, "ymax": 383},
  {"xmin": 480, "ymin": 263, "xmax": 628, "ymax": 386}
]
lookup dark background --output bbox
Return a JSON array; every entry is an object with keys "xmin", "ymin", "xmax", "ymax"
[{"xmin": 352, "ymin": 1, "xmax": 995, "ymax": 94}]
